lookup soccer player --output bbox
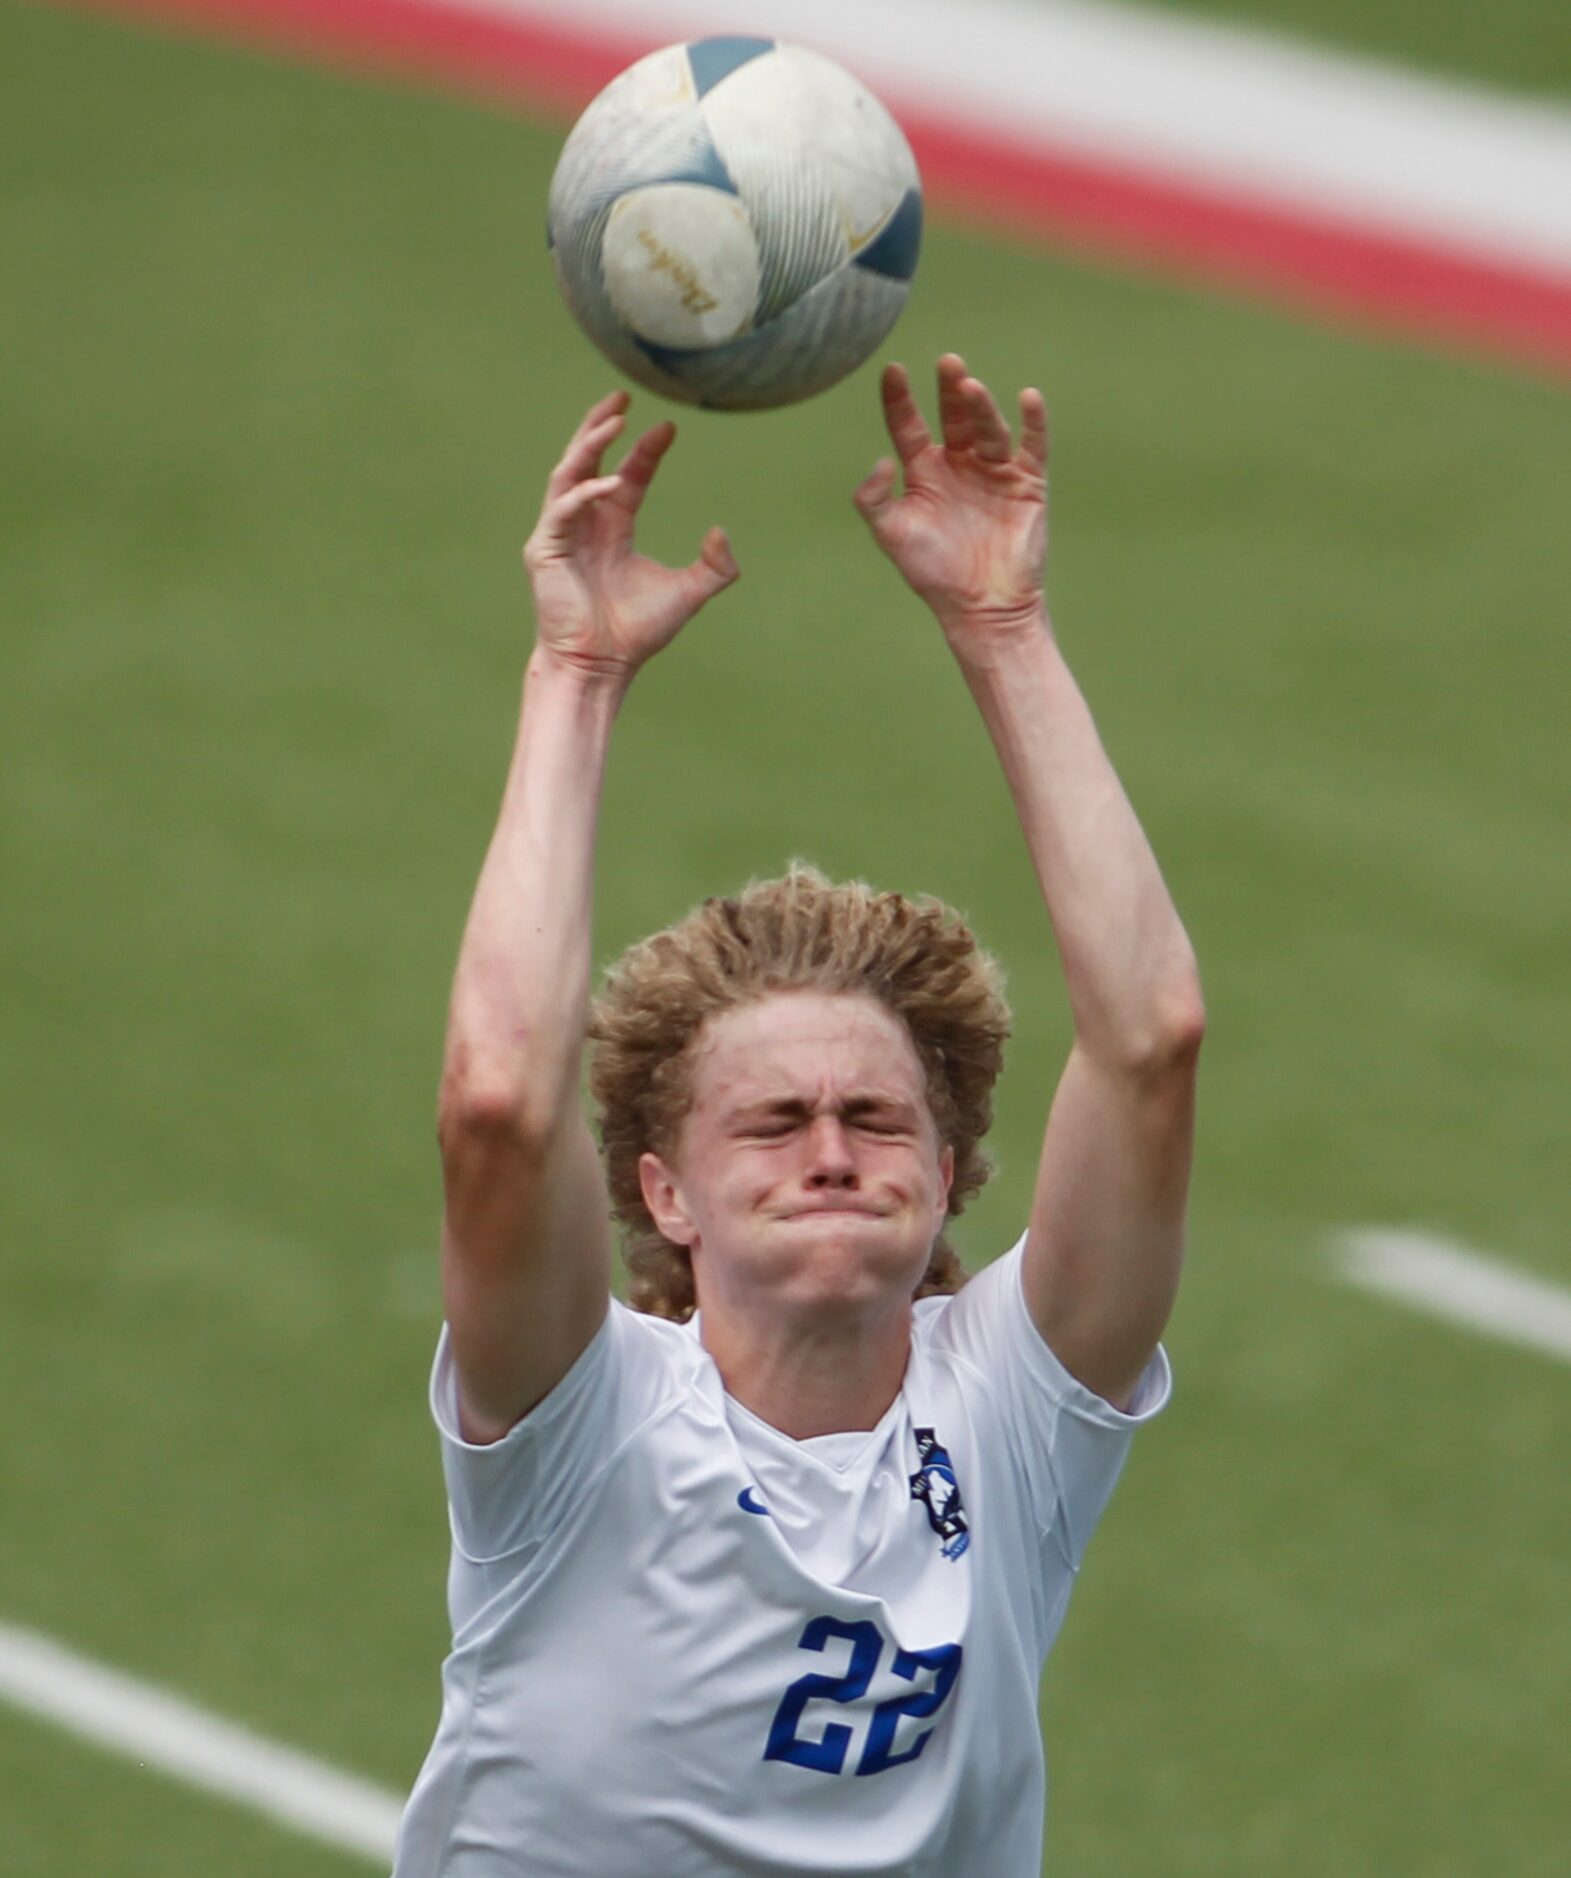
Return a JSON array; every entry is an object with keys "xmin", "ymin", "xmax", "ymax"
[{"xmin": 393, "ymin": 356, "xmax": 1203, "ymax": 1876}]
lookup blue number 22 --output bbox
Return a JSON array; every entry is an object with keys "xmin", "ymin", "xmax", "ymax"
[{"xmin": 763, "ymin": 1617, "xmax": 963, "ymax": 1778}]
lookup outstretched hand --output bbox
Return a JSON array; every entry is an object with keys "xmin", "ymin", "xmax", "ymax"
[
  {"xmin": 853, "ymin": 355, "xmax": 1048, "ymax": 644},
  {"xmin": 524, "ymin": 390, "xmax": 739, "ymax": 681}
]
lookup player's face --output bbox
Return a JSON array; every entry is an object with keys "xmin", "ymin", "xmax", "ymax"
[{"xmin": 639, "ymin": 991, "xmax": 953, "ymax": 1321}]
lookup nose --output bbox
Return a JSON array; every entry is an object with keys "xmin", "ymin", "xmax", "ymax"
[{"xmin": 804, "ymin": 1115, "xmax": 858, "ymax": 1188}]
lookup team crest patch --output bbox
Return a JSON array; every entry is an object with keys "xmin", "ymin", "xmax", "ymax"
[{"xmin": 909, "ymin": 1427, "xmax": 970, "ymax": 1561}]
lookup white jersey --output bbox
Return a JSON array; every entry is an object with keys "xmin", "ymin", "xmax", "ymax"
[{"xmin": 393, "ymin": 1238, "xmax": 1169, "ymax": 1877}]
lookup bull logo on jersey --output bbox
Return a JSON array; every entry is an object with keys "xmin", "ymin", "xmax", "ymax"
[{"xmin": 909, "ymin": 1427, "xmax": 970, "ymax": 1560}]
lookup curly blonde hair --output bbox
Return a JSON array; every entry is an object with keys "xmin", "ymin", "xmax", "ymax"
[{"xmin": 588, "ymin": 865, "xmax": 1011, "ymax": 1321}]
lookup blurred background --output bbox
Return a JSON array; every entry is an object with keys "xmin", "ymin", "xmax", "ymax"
[{"xmin": 1, "ymin": 0, "xmax": 1567, "ymax": 1871}]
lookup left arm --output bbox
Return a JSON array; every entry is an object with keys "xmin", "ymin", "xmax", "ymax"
[{"xmin": 854, "ymin": 356, "xmax": 1204, "ymax": 1408}]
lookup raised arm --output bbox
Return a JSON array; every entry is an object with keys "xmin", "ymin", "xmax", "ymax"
[
  {"xmin": 439, "ymin": 391, "xmax": 738, "ymax": 1443},
  {"xmin": 854, "ymin": 355, "xmax": 1203, "ymax": 1408}
]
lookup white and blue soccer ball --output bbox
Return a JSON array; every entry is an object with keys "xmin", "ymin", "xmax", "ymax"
[{"xmin": 547, "ymin": 36, "xmax": 923, "ymax": 412}]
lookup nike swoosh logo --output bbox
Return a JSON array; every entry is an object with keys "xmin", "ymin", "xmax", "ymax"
[
  {"xmin": 842, "ymin": 204, "xmax": 895, "ymax": 255},
  {"xmin": 737, "ymin": 1487, "xmax": 770, "ymax": 1516}
]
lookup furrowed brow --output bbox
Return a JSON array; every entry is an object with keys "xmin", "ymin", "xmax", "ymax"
[
  {"xmin": 727, "ymin": 1095, "xmax": 813, "ymax": 1125},
  {"xmin": 842, "ymin": 1094, "xmax": 920, "ymax": 1123},
  {"xmin": 725, "ymin": 1092, "xmax": 919, "ymax": 1127}
]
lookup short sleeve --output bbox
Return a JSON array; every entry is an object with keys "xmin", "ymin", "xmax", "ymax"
[
  {"xmin": 925, "ymin": 1235, "xmax": 1171, "ymax": 1572},
  {"xmin": 430, "ymin": 1300, "xmax": 683, "ymax": 1564}
]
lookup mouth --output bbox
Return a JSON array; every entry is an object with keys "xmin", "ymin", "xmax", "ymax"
[{"xmin": 778, "ymin": 1205, "xmax": 889, "ymax": 1222}]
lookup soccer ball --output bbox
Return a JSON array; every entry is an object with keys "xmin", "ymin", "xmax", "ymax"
[{"xmin": 547, "ymin": 37, "xmax": 923, "ymax": 412}]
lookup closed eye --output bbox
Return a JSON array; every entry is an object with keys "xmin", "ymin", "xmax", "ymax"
[{"xmin": 728, "ymin": 1100, "xmax": 920, "ymax": 1138}]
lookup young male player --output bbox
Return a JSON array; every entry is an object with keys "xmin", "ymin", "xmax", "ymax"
[{"xmin": 392, "ymin": 355, "xmax": 1203, "ymax": 1876}]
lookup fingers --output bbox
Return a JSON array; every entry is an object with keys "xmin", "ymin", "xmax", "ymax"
[
  {"xmin": 546, "ymin": 414, "xmax": 624, "ymax": 503},
  {"xmin": 525, "ymin": 473, "xmax": 623, "ymax": 565},
  {"xmin": 936, "ymin": 354, "xmax": 975, "ymax": 455},
  {"xmin": 1019, "ymin": 387, "xmax": 1049, "ymax": 471},
  {"xmin": 569, "ymin": 388, "xmax": 630, "ymax": 450},
  {"xmin": 934, "ymin": 355, "xmax": 1049, "ymax": 470},
  {"xmin": 880, "ymin": 364, "xmax": 931, "ymax": 465},
  {"xmin": 611, "ymin": 420, "xmax": 677, "ymax": 514},
  {"xmin": 555, "ymin": 473, "xmax": 623, "ymax": 522},
  {"xmin": 852, "ymin": 457, "xmax": 899, "ymax": 529},
  {"xmin": 536, "ymin": 397, "xmax": 671, "ymax": 560},
  {"xmin": 963, "ymin": 376, "xmax": 1013, "ymax": 464},
  {"xmin": 546, "ymin": 391, "xmax": 631, "ymax": 501},
  {"xmin": 684, "ymin": 525, "xmax": 740, "ymax": 604}
]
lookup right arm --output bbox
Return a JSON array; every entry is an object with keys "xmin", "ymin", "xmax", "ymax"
[{"xmin": 438, "ymin": 391, "xmax": 738, "ymax": 1444}]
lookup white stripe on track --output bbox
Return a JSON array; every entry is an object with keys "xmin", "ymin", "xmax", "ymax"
[
  {"xmin": 433, "ymin": 0, "xmax": 1571, "ymax": 275},
  {"xmin": 1336, "ymin": 1228, "xmax": 1571, "ymax": 1365},
  {"xmin": 0, "ymin": 1622, "xmax": 402, "ymax": 1864}
]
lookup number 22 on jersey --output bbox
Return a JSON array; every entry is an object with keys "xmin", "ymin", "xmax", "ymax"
[{"xmin": 763, "ymin": 1617, "xmax": 963, "ymax": 1778}]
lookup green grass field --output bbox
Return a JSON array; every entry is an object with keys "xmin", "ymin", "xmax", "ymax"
[
  {"xmin": 1137, "ymin": 0, "xmax": 1571, "ymax": 97},
  {"xmin": 2, "ymin": 2, "xmax": 1569, "ymax": 1871}
]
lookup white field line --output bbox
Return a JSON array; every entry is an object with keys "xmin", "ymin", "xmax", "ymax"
[
  {"xmin": 1336, "ymin": 1228, "xmax": 1571, "ymax": 1365},
  {"xmin": 3, "ymin": 1233, "xmax": 1563, "ymax": 1860},
  {"xmin": 427, "ymin": 0, "xmax": 1571, "ymax": 275},
  {"xmin": 0, "ymin": 1621, "xmax": 402, "ymax": 1864}
]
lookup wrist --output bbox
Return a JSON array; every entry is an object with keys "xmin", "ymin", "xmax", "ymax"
[
  {"xmin": 934, "ymin": 599, "xmax": 1054, "ymax": 670},
  {"xmin": 526, "ymin": 643, "xmax": 635, "ymax": 709}
]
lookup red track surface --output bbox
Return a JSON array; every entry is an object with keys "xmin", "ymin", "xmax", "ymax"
[{"xmin": 62, "ymin": 0, "xmax": 1571, "ymax": 377}]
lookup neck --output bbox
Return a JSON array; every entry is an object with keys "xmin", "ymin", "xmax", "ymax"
[{"xmin": 697, "ymin": 1300, "xmax": 913, "ymax": 1440}]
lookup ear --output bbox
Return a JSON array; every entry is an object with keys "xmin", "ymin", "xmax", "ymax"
[
  {"xmin": 639, "ymin": 1150, "xmax": 697, "ymax": 1248},
  {"xmin": 935, "ymin": 1144, "xmax": 955, "ymax": 1223}
]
